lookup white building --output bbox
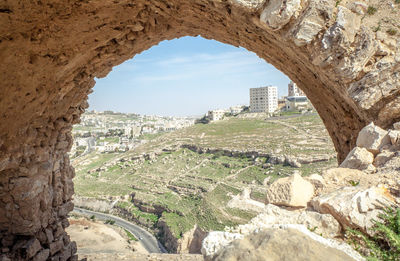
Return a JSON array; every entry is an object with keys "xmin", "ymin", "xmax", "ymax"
[
  {"xmin": 285, "ymin": 96, "xmax": 311, "ymax": 111},
  {"xmin": 288, "ymin": 81, "xmax": 305, "ymax": 97},
  {"xmin": 250, "ymin": 86, "xmax": 278, "ymax": 113},
  {"xmin": 207, "ymin": 109, "xmax": 227, "ymax": 121}
]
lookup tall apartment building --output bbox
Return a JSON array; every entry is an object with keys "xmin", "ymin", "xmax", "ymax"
[
  {"xmin": 250, "ymin": 86, "xmax": 278, "ymax": 113},
  {"xmin": 288, "ymin": 81, "xmax": 305, "ymax": 97}
]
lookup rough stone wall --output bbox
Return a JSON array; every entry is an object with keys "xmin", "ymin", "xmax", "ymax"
[{"xmin": 0, "ymin": 0, "xmax": 399, "ymax": 260}]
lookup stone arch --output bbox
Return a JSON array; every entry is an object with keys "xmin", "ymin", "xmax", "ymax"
[{"xmin": 0, "ymin": 0, "xmax": 399, "ymax": 260}]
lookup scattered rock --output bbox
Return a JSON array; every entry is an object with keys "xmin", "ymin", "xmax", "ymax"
[
  {"xmin": 311, "ymin": 186, "xmax": 396, "ymax": 234},
  {"xmin": 266, "ymin": 173, "xmax": 314, "ymax": 208},
  {"xmin": 340, "ymin": 147, "xmax": 374, "ymax": 171},
  {"xmin": 260, "ymin": 0, "xmax": 301, "ymax": 31},
  {"xmin": 356, "ymin": 122, "xmax": 390, "ymax": 154}
]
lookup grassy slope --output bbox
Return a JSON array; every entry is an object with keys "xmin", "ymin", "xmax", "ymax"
[{"xmin": 72, "ymin": 114, "xmax": 337, "ymax": 238}]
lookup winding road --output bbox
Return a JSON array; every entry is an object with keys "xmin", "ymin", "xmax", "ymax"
[{"xmin": 72, "ymin": 207, "xmax": 167, "ymax": 254}]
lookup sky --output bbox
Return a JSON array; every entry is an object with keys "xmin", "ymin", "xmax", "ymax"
[{"xmin": 88, "ymin": 36, "xmax": 290, "ymax": 116}]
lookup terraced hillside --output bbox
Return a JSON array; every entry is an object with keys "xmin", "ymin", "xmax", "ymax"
[{"xmin": 72, "ymin": 113, "xmax": 337, "ymax": 252}]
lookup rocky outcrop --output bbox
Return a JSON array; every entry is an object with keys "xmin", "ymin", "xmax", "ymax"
[
  {"xmin": 227, "ymin": 188, "xmax": 266, "ymax": 213},
  {"xmin": 227, "ymin": 204, "xmax": 340, "ymax": 239},
  {"xmin": 205, "ymin": 225, "xmax": 364, "ymax": 261},
  {"xmin": 265, "ymin": 173, "xmax": 314, "ymax": 208},
  {"xmin": 177, "ymin": 225, "xmax": 207, "ymax": 254},
  {"xmin": 311, "ymin": 186, "xmax": 397, "ymax": 234}
]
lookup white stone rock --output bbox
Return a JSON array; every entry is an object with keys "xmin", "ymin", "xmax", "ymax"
[
  {"xmin": 266, "ymin": 173, "xmax": 314, "ymax": 207},
  {"xmin": 311, "ymin": 186, "xmax": 397, "ymax": 234},
  {"xmin": 388, "ymin": 129, "xmax": 400, "ymax": 145},
  {"xmin": 231, "ymin": 0, "xmax": 266, "ymax": 9},
  {"xmin": 356, "ymin": 122, "xmax": 390, "ymax": 153},
  {"xmin": 260, "ymin": 0, "xmax": 301, "ymax": 30},
  {"xmin": 393, "ymin": 122, "xmax": 400, "ymax": 130},
  {"xmin": 201, "ymin": 231, "xmax": 243, "ymax": 257},
  {"xmin": 340, "ymin": 147, "xmax": 374, "ymax": 171}
]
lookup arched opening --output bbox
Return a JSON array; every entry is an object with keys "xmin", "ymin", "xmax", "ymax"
[
  {"xmin": 68, "ymin": 36, "xmax": 338, "ymax": 257},
  {"xmin": 1, "ymin": 0, "xmax": 399, "ymax": 260}
]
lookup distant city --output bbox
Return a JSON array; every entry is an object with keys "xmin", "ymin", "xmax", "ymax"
[{"xmin": 71, "ymin": 81, "xmax": 312, "ymax": 157}]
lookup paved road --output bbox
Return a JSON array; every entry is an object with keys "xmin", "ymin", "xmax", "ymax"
[{"xmin": 73, "ymin": 207, "xmax": 167, "ymax": 254}]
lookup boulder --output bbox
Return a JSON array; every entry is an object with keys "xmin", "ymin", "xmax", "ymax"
[
  {"xmin": 209, "ymin": 226, "xmax": 364, "ymax": 261},
  {"xmin": 393, "ymin": 122, "xmax": 400, "ymax": 130},
  {"xmin": 266, "ymin": 173, "xmax": 314, "ymax": 207},
  {"xmin": 356, "ymin": 122, "xmax": 390, "ymax": 154},
  {"xmin": 311, "ymin": 186, "xmax": 396, "ymax": 234},
  {"xmin": 340, "ymin": 147, "xmax": 374, "ymax": 171}
]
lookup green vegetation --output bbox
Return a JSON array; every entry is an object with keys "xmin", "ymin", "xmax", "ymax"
[
  {"xmin": 387, "ymin": 28, "xmax": 397, "ymax": 36},
  {"xmin": 124, "ymin": 229, "xmax": 138, "ymax": 241},
  {"xmin": 349, "ymin": 180, "xmax": 360, "ymax": 187},
  {"xmin": 335, "ymin": 0, "xmax": 341, "ymax": 7},
  {"xmin": 367, "ymin": 6, "xmax": 377, "ymax": 15},
  {"xmin": 396, "ymin": 0, "xmax": 400, "ymax": 4},
  {"xmin": 104, "ymin": 219, "xmax": 115, "ymax": 225},
  {"xmin": 90, "ymin": 215, "xmax": 95, "ymax": 221},
  {"xmin": 347, "ymin": 208, "xmax": 400, "ymax": 261}
]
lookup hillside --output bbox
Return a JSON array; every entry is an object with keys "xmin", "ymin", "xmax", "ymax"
[{"xmin": 72, "ymin": 113, "xmax": 337, "ymax": 252}]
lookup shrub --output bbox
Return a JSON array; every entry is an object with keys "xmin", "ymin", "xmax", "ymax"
[
  {"xmin": 367, "ymin": 6, "xmax": 377, "ymax": 15},
  {"xmin": 346, "ymin": 207, "xmax": 400, "ymax": 261},
  {"xmin": 387, "ymin": 28, "xmax": 397, "ymax": 36}
]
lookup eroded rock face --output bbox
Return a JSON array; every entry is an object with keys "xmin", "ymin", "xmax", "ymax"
[{"xmin": 0, "ymin": 0, "xmax": 399, "ymax": 259}]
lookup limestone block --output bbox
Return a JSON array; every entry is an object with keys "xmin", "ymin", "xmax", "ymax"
[
  {"xmin": 49, "ymin": 239, "xmax": 64, "ymax": 255},
  {"xmin": 351, "ymin": 2, "xmax": 368, "ymax": 15},
  {"xmin": 356, "ymin": 122, "xmax": 390, "ymax": 153},
  {"xmin": 24, "ymin": 238, "xmax": 42, "ymax": 259},
  {"xmin": 311, "ymin": 186, "xmax": 396, "ymax": 234},
  {"xmin": 388, "ymin": 129, "xmax": 400, "ymax": 145},
  {"xmin": 266, "ymin": 173, "xmax": 314, "ymax": 207},
  {"xmin": 33, "ymin": 249, "xmax": 50, "ymax": 261},
  {"xmin": 340, "ymin": 147, "xmax": 374, "ymax": 170},
  {"xmin": 373, "ymin": 150, "xmax": 395, "ymax": 167},
  {"xmin": 394, "ymin": 122, "xmax": 400, "ymax": 130},
  {"xmin": 260, "ymin": 0, "xmax": 301, "ymax": 30}
]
